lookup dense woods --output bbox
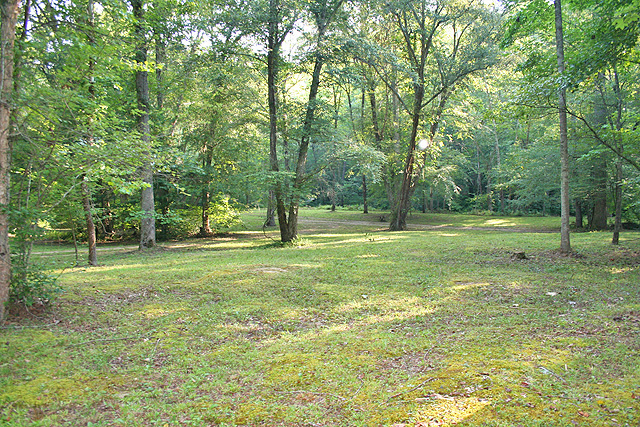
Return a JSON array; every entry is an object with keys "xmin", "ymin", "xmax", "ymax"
[{"xmin": 0, "ymin": 0, "xmax": 639, "ymax": 315}]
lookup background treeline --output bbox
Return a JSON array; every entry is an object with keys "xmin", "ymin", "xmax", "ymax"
[{"xmin": 1, "ymin": 0, "xmax": 639, "ymax": 305}]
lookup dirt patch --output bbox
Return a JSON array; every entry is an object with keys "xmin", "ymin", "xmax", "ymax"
[{"xmin": 3, "ymin": 301, "xmax": 59, "ymax": 326}]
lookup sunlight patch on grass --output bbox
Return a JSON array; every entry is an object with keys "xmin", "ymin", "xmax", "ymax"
[
  {"xmin": 138, "ymin": 305, "xmax": 179, "ymax": 318},
  {"xmin": 483, "ymin": 219, "xmax": 517, "ymax": 227},
  {"xmin": 414, "ymin": 396, "xmax": 491, "ymax": 425},
  {"xmin": 610, "ymin": 267, "xmax": 634, "ymax": 274},
  {"xmin": 334, "ymin": 295, "xmax": 429, "ymax": 315},
  {"xmin": 450, "ymin": 281, "xmax": 492, "ymax": 291},
  {"xmin": 355, "ymin": 254, "xmax": 380, "ymax": 258},
  {"xmin": 1, "ymin": 376, "xmax": 96, "ymax": 407}
]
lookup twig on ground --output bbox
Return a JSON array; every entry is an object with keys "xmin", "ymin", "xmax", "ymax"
[
  {"xmin": 150, "ymin": 338, "xmax": 161, "ymax": 359},
  {"xmin": 538, "ymin": 365, "xmax": 568, "ymax": 384},
  {"xmin": 349, "ymin": 379, "xmax": 365, "ymax": 401},
  {"xmin": 384, "ymin": 377, "xmax": 437, "ymax": 404},
  {"xmin": 68, "ymin": 336, "xmax": 144, "ymax": 347},
  {"xmin": 277, "ymin": 390, "xmax": 347, "ymax": 402}
]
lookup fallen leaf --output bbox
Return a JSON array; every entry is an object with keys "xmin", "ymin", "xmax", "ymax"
[{"xmin": 578, "ymin": 411, "xmax": 589, "ymax": 417}]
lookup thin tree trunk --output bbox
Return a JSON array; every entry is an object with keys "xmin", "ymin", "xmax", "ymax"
[
  {"xmin": 590, "ymin": 159, "xmax": 608, "ymax": 230},
  {"xmin": 81, "ymin": 180, "xmax": 97, "ymax": 266},
  {"xmin": 200, "ymin": 189, "xmax": 212, "ymax": 235},
  {"xmin": 555, "ymin": 0, "xmax": 571, "ymax": 253},
  {"xmin": 0, "ymin": 0, "xmax": 20, "ymax": 320},
  {"xmin": 362, "ymin": 174, "xmax": 368, "ymax": 214},
  {"xmin": 591, "ymin": 73, "xmax": 609, "ymax": 231},
  {"xmin": 199, "ymin": 151, "xmax": 213, "ymax": 236},
  {"xmin": 612, "ymin": 160, "xmax": 623, "ymax": 243},
  {"xmin": 71, "ymin": 222, "xmax": 79, "ymax": 266},
  {"xmin": 612, "ymin": 67, "xmax": 624, "ymax": 245},
  {"xmin": 133, "ymin": 0, "xmax": 155, "ymax": 249},
  {"xmin": 82, "ymin": 0, "xmax": 98, "ymax": 266}
]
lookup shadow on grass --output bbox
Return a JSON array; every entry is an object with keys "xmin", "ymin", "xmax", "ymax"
[{"xmin": 2, "ymin": 224, "xmax": 639, "ymax": 426}]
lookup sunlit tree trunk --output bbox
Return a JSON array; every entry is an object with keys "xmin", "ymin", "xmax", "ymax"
[{"xmin": 555, "ymin": 0, "xmax": 571, "ymax": 253}]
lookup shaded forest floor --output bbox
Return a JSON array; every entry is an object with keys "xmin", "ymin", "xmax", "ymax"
[{"xmin": 1, "ymin": 209, "xmax": 639, "ymax": 426}]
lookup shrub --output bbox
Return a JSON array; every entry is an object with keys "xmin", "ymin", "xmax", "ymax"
[{"xmin": 10, "ymin": 260, "xmax": 63, "ymax": 307}]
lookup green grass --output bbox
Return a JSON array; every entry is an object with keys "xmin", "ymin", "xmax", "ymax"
[{"xmin": 1, "ymin": 209, "xmax": 639, "ymax": 426}]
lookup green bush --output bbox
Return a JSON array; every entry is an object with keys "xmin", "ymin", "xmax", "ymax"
[{"xmin": 10, "ymin": 260, "xmax": 63, "ymax": 307}]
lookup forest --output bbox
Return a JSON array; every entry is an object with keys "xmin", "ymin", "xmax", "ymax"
[
  {"xmin": 0, "ymin": 0, "xmax": 638, "ymax": 310},
  {"xmin": 0, "ymin": 1, "xmax": 639, "ymax": 425}
]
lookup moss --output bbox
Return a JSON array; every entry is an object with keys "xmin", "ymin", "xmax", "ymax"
[{"xmin": 1, "ymin": 377, "xmax": 92, "ymax": 407}]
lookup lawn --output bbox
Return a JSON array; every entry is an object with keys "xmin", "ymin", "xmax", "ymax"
[{"xmin": 1, "ymin": 209, "xmax": 638, "ymax": 426}]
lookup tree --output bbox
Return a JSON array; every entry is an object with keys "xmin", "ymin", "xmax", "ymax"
[
  {"xmin": 351, "ymin": 0, "xmax": 499, "ymax": 230},
  {"xmin": 555, "ymin": 0, "xmax": 571, "ymax": 253},
  {"xmin": 0, "ymin": 0, "xmax": 20, "ymax": 320},
  {"xmin": 267, "ymin": 0, "xmax": 345, "ymax": 242},
  {"xmin": 132, "ymin": 0, "xmax": 156, "ymax": 249}
]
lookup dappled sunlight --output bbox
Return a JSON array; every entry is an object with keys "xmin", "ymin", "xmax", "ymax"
[
  {"xmin": 298, "ymin": 233, "xmax": 409, "ymax": 249},
  {"xmin": 450, "ymin": 281, "xmax": 492, "ymax": 292},
  {"xmin": 333, "ymin": 295, "xmax": 430, "ymax": 316},
  {"xmin": 13, "ymin": 211, "xmax": 639, "ymax": 426},
  {"xmin": 72, "ymin": 263, "xmax": 148, "ymax": 273},
  {"xmin": 414, "ymin": 396, "xmax": 491, "ymax": 425},
  {"xmin": 138, "ymin": 305, "xmax": 178, "ymax": 319},
  {"xmin": 610, "ymin": 266, "xmax": 635, "ymax": 274},
  {"xmin": 483, "ymin": 219, "xmax": 517, "ymax": 227}
]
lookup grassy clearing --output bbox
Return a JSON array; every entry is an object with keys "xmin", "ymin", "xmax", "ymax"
[{"xmin": 1, "ymin": 209, "xmax": 639, "ymax": 426}]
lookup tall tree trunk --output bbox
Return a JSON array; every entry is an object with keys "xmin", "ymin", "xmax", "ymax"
[
  {"xmin": 0, "ymin": 0, "xmax": 20, "ymax": 320},
  {"xmin": 590, "ymin": 73, "xmax": 609, "ymax": 231},
  {"xmin": 389, "ymin": 81, "xmax": 423, "ymax": 231},
  {"xmin": 82, "ymin": 0, "xmax": 98, "ymax": 266},
  {"xmin": 271, "ymin": 0, "xmax": 343, "ymax": 243},
  {"xmin": 555, "ymin": 0, "xmax": 571, "ymax": 253},
  {"xmin": 267, "ymin": 0, "xmax": 289, "ymax": 242},
  {"xmin": 155, "ymin": 33, "xmax": 165, "ymax": 110},
  {"xmin": 133, "ymin": 0, "xmax": 155, "ymax": 249}
]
